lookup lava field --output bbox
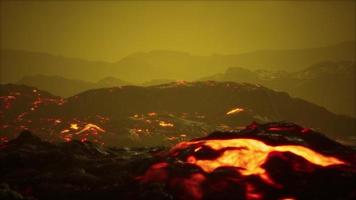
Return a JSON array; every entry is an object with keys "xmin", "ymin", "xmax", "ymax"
[{"xmin": 0, "ymin": 122, "xmax": 355, "ymax": 200}]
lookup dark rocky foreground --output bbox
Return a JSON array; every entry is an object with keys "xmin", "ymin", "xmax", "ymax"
[{"xmin": 0, "ymin": 122, "xmax": 355, "ymax": 200}]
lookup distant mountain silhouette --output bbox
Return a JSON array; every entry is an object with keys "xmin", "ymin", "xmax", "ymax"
[
  {"xmin": 141, "ymin": 78, "xmax": 176, "ymax": 86},
  {"xmin": 0, "ymin": 49, "xmax": 113, "ymax": 83},
  {"xmin": 1, "ymin": 82, "xmax": 355, "ymax": 146},
  {"xmin": 201, "ymin": 61, "xmax": 356, "ymax": 117},
  {"xmin": 226, "ymin": 41, "xmax": 355, "ymax": 70},
  {"xmin": 17, "ymin": 74, "xmax": 174, "ymax": 97},
  {"xmin": 17, "ymin": 74, "xmax": 130, "ymax": 97},
  {"xmin": 1, "ymin": 41, "xmax": 354, "ymax": 83}
]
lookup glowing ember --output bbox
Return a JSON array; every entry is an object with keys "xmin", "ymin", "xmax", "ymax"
[
  {"xmin": 129, "ymin": 128, "xmax": 150, "ymax": 139},
  {"xmin": 70, "ymin": 123, "xmax": 79, "ymax": 130},
  {"xmin": 0, "ymin": 95, "xmax": 17, "ymax": 109},
  {"xmin": 159, "ymin": 121, "xmax": 174, "ymax": 127},
  {"xmin": 226, "ymin": 107, "xmax": 244, "ymax": 115},
  {"xmin": 175, "ymin": 80, "xmax": 188, "ymax": 85},
  {"xmin": 246, "ymin": 183, "xmax": 262, "ymax": 200},
  {"xmin": 61, "ymin": 129, "xmax": 70, "ymax": 134},
  {"xmin": 147, "ymin": 112, "xmax": 157, "ymax": 116},
  {"xmin": 166, "ymin": 136, "xmax": 178, "ymax": 141},
  {"xmin": 180, "ymin": 134, "xmax": 187, "ymax": 137},
  {"xmin": 0, "ymin": 136, "xmax": 9, "ymax": 144}
]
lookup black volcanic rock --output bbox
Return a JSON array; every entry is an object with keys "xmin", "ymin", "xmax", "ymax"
[
  {"xmin": 13, "ymin": 130, "xmax": 42, "ymax": 144},
  {"xmin": 0, "ymin": 131, "xmax": 159, "ymax": 200},
  {"xmin": 0, "ymin": 123, "xmax": 355, "ymax": 200}
]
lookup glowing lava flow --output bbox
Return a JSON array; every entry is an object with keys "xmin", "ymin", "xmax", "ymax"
[
  {"xmin": 61, "ymin": 123, "xmax": 106, "ymax": 143},
  {"xmin": 226, "ymin": 107, "xmax": 244, "ymax": 115},
  {"xmin": 173, "ymin": 138, "xmax": 345, "ymax": 184},
  {"xmin": 139, "ymin": 136, "xmax": 348, "ymax": 200},
  {"xmin": 159, "ymin": 121, "xmax": 174, "ymax": 127},
  {"xmin": 74, "ymin": 123, "xmax": 106, "ymax": 135}
]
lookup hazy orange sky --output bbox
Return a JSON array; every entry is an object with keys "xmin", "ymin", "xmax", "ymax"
[{"xmin": 1, "ymin": 1, "xmax": 355, "ymax": 62}]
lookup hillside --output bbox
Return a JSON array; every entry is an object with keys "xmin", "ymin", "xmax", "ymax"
[
  {"xmin": 1, "ymin": 82, "xmax": 355, "ymax": 147},
  {"xmin": 201, "ymin": 61, "xmax": 356, "ymax": 117}
]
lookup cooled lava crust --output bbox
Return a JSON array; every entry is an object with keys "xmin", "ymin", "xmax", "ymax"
[{"xmin": 1, "ymin": 122, "xmax": 355, "ymax": 200}]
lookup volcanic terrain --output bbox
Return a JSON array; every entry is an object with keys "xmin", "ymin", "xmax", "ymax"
[{"xmin": 0, "ymin": 122, "xmax": 355, "ymax": 200}]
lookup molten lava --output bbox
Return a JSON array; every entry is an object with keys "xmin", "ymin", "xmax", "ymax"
[
  {"xmin": 159, "ymin": 121, "xmax": 174, "ymax": 127},
  {"xmin": 139, "ymin": 126, "xmax": 349, "ymax": 200},
  {"xmin": 70, "ymin": 123, "xmax": 79, "ymax": 130},
  {"xmin": 226, "ymin": 107, "xmax": 244, "ymax": 115},
  {"xmin": 74, "ymin": 123, "xmax": 106, "ymax": 135},
  {"xmin": 178, "ymin": 138, "xmax": 345, "ymax": 184}
]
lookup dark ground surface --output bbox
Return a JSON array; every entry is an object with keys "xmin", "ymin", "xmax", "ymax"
[{"xmin": 0, "ymin": 122, "xmax": 355, "ymax": 200}]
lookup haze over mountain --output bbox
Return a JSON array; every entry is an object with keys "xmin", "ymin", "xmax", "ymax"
[
  {"xmin": 201, "ymin": 61, "xmax": 356, "ymax": 117},
  {"xmin": 1, "ymin": 2, "xmax": 355, "ymax": 199},
  {"xmin": 16, "ymin": 74, "xmax": 177, "ymax": 97},
  {"xmin": 0, "ymin": 49, "xmax": 113, "ymax": 83},
  {"xmin": 201, "ymin": 61, "xmax": 356, "ymax": 118},
  {"xmin": 1, "ymin": 41, "xmax": 355, "ymax": 83},
  {"xmin": 2, "ymin": 1, "xmax": 354, "ymax": 62},
  {"xmin": 18, "ymin": 75, "xmax": 130, "ymax": 97}
]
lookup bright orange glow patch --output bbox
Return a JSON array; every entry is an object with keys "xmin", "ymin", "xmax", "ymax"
[
  {"xmin": 61, "ymin": 129, "xmax": 70, "ymax": 134},
  {"xmin": 148, "ymin": 112, "xmax": 157, "ymax": 116},
  {"xmin": 70, "ymin": 123, "xmax": 79, "ymax": 130},
  {"xmin": 138, "ymin": 123, "xmax": 352, "ymax": 200},
  {"xmin": 246, "ymin": 183, "xmax": 263, "ymax": 200},
  {"xmin": 226, "ymin": 107, "xmax": 244, "ymax": 115},
  {"xmin": 175, "ymin": 80, "xmax": 188, "ymax": 86},
  {"xmin": 74, "ymin": 123, "xmax": 106, "ymax": 135},
  {"xmin": 159, "ymin": 121, "xmax": 174, "ymax": 127},
  {"xmin": 173, "ymin": 138, "xmax": 345, "ymax": 184}
]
